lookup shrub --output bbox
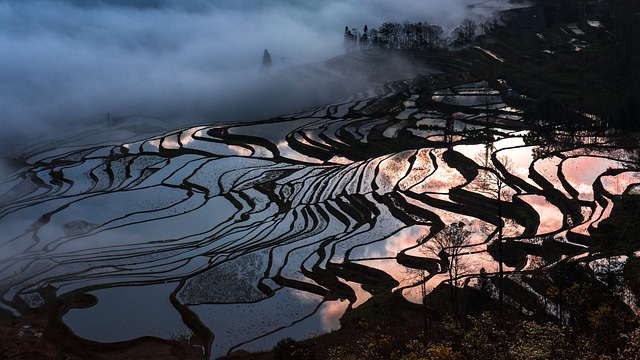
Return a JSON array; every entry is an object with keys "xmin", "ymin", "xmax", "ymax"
[{"xmin": 272, "ymin": 337, "xmax": 315, "ymax": 360}]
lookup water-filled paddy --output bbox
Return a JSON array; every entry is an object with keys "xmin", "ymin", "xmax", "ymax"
[{"xmin": 1, "ymin": 77, "xmax": 639, "ymax": 358}]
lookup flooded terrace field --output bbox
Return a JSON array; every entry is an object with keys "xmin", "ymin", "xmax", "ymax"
[{"xmin": 1, "ymin": 74, "xmax": 639, "ymax": 358}]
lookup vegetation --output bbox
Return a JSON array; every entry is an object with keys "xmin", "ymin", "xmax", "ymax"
[
  {"xmin": 344, "ymin": 16, "xmax": 478, "ymax": 51},
  {"xmin": 345, "ymin": 0, "xmax": 639, "ymax": 132},
  {"xmin": 261, "ymin": 49, "xmax": 273, "ymax": 73},
  {"xmin": 344, "ymin": 20, "xmax": 448, "ymax": 51},
  {"xmin": 451, "ymin": 18, "xmax": 478, "ymax": 46},
  {"xmin": 221, "ymin": 2, "xmax": 640, "ymax": 359},
  {"xmin": 421, "ymin": 222, "xmax": 472, "ymax": 310},
  {"xmin": 218, "ymin": 195, "xmax": 639, "ymax": 360},
  {"xmin": 251, "ymin": 254, "xmax": 640, "ymax": 360},
  {"xmin": 271, "ymin": 338, "xmax": 314, "ymax": 360}
]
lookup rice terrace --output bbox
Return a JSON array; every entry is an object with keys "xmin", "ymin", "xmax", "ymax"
[{"xmin": 1, "ymin": 0, "xmax": 640, "ymax": 359}]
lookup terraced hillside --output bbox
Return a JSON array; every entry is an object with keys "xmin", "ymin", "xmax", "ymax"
[{"xmin": 1, "ymin": 63, "xmax": 639, "ymax": 359}]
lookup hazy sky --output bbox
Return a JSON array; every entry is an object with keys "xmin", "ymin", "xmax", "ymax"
[{"xmin": 0, "ymin": 0, "xmax": 522, "ymax": 152}]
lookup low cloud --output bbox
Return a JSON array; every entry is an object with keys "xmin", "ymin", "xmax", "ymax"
[{"xmin": 0, "ymin": 0, "xmax": 523, "ymax": 153}]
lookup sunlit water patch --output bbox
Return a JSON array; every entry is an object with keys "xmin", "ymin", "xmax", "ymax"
[{"xmin": 1, "ymin": 78, "xmax": 639, "ymax": 357}]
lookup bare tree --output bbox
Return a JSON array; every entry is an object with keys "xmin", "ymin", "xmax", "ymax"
[
  {"xmin": 472, "ymin": 149, "xmax": 514, "ymax": 307},
  {"xmin": 423, "ymin": 221, "xmax": 472, "ymax": 309}
]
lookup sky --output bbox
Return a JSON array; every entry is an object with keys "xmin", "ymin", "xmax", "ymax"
[{"xmin": 0, "ymin": 0, "xmax": 523, "ymax": 154}]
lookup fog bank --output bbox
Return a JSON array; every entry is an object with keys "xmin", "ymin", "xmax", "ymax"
[{"xmin": 0, "ymin": 0, "xmax": 524, "ymax": 153}]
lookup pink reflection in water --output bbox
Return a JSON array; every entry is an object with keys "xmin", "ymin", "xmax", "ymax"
[
  {"xmin": 562, "ymin": 157, "xmax": 624, "ymax": 201},
  {"xmin": 494, "ymin": 144, "xmax": 539, "ymax": 189},
  {"xmin": 318, "ymin": 299, "xmax": 350, "ymax": 332},
  {"xmin": 375, "ymin": 150, "xmax": 414, "ymax": 194},
  {"xmin": 601, "ymin": 171, "xmax": 640, "ymax": 195},
  {"xmin": 517, "ymin": 194, "xmax": 564, "ymax": 235},
  {"xmin": 355, "ymin": 258, "xmax": 423, "ymax": 291},
  {"xmin": 407, "ymin": 149, "xmax": 467, "ymax": 194},
  {"xmin": 533, "ymin": 156, "xmax": 572, "ymax": 197},
  {"xmin": 349, "ymin": 225, "xmax": 430, "ymax": 260},
  {"xmin": 399, "ymin": 149, "xmax": 435, "ymax": 191},
  {"xmin": 402, "ymin": 273, "xmax": 449, "ymax": 304},
  {"xmin": 341, "ymin": 281, "xmax": 372, "ymax": 309}
]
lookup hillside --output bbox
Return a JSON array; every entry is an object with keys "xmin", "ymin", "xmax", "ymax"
[{"xmin": 1, "ymin": 2, "xmax": 640, "ymax": 360}]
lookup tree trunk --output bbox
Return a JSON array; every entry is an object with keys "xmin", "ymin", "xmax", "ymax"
[{"xmin": 498, "ymin": 184, "xmax": 504, "ymax": 309}]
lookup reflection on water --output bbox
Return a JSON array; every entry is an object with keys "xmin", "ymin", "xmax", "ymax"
[
  {"xmin": 518, "ymin": 195, "xmax": 564, "ymax": 235},
  {"xmin": 1, "ymin": 77, "xmax": 640, "ymax": 358},
  {"xmin": 192, "ymin": 288, "xmax": 344, "ymax": 356},
  {"xmin": 64, "ymin": 283, "xmax": 191, "ymax": 342}
]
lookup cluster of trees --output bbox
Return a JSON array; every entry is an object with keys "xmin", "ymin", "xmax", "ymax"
[{"xmin": 343, "ymin": 17, "xmax": 479, "ymax": 52}]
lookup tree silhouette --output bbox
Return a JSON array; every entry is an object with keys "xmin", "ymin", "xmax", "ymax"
[
  {"xmin": 423, "ymin": 221, "xmax": 472, "ymax": 309},
  {"xmin": 472, "ymin": 149, "xmax": 514, "ymax": 307},
  {"xmin": 261, "ymin": 48, "xmax": 272, "ymax": 73},
  {"xmin": 360, "ymin": 25, "xmax": 369, "ymax": 49},
  {"xmin": 344, "ymin": 26, "xmax": 357, "ymax": 52},
  {"xmin": 342, "ymin": 20, "xmax": 446, "ymax": 50},
  {"xmin": 452, "ymin": 17, "xmax": 478, "ymax": 46}
]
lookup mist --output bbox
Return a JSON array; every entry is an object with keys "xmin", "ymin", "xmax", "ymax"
[{"xmin": 0, "ymin": 0, "xmax": 523, "ymax": 154}]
